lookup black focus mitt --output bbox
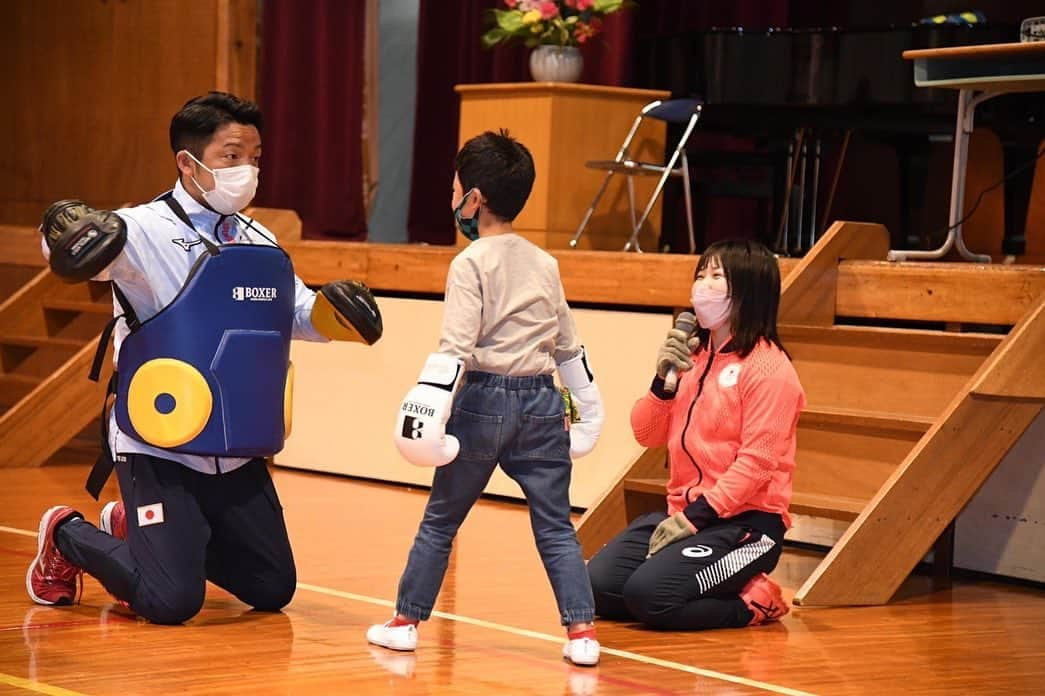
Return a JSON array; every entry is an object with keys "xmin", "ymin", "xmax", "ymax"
[
  {"xmin": 310, "ymin": 280, "xmax": 383, "ymax": 345},
  {"xmin": 41, "ymin": 200, "xmax": 127, "ymax": 283}
]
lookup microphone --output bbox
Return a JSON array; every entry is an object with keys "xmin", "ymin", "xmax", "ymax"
[{"xmin": 663, "ymin": 311, "xmax": 696, "ymax": 394}]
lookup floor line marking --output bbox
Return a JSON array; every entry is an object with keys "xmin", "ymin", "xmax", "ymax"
[
  {"xmin": 0, "ymin": 672, "xmax": 89, "ymax": 696},
  {"xmin": 0, "ymin": 526, "xmax": 37, "ymax": 538},
  {"xmin": 297, "ymin": 582, "xmax": 814, "ymax": 696},
  {"xmin": 0, "ymin": 525, "xmax": 811, "ymax": 696}
]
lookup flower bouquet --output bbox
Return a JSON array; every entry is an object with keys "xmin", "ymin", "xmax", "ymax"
[{"xmin": 481, "ymin": 0, "xmax": 629, "ymax": 49}]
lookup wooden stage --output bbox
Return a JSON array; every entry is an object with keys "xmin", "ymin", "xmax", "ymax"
[{"xmin": 1, "ymin": 462, "xmax": 1043, "ymax": 695}]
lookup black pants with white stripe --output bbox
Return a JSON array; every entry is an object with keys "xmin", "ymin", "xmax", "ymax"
[
  {"xmin": 55, "ymin": 454, "xmax": 296, "ymax": 625},
  {"xmin": 587, "ymin": 511, "xmax": 785, "ymax": 630}
]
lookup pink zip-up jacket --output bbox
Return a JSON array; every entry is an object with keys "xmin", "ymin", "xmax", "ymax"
[{"xmin": 631, "ymin": 339, "xmax": 806, "ymax": 528}]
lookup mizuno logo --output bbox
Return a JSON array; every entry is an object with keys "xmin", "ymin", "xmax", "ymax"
[{"xmin": 172, "ymin": 238, "xmax": 203, "ymax": 252}]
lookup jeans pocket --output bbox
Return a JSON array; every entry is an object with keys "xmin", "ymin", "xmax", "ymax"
[
  {"xmin": 450, "ymin": 408, "xmax": 502, "ymax": 459},
  {"xmin": 513, "ymin": 412, "xmax": 570, "ymax": 461}
]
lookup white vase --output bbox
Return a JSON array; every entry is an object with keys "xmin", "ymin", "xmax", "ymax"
[{"xmin": 529, "ymin": 45, "xmax": 583, "ymax": 83}]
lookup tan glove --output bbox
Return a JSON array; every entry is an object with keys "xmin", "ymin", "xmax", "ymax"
[
  {"xmin": 655, "ymin": 328, "xmax": 694, "ymax": 379},
  {"xmin": 647, "ymin": 512, "xmax": 697, "ymax": 558}
]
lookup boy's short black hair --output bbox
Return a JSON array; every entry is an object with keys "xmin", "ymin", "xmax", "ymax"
[
  {"xmin": 455, "ymin": 130, "xmax": 535, "ymax": 222},
  {"xmin": 694, "ymin": 239, "xmax": 789, "ymax": 358},
  {"xmin": 169, "ymin": 91, "xmax": 263, "ymax": 157}
]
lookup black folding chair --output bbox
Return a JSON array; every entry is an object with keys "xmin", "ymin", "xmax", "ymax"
[{"xmin": 571, "ymin": 98, "xmax": 702, "ymax": 252}]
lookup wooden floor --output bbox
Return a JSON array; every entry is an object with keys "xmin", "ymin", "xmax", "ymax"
[{"xmin": 0, "ymin": 464, "xmax": 1042, "ymax": 695}]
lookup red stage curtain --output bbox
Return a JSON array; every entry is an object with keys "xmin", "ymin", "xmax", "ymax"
[
  {"xmin": 406, "ymin": 0, "xmax": 784, "ymax": 246},
  {"xmin": 256, "ymin": 0, "xmax": 369, "ymax": 240}
]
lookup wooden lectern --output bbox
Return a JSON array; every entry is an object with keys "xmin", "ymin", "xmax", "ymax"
[{"xmin": 455, "ymin": 82, "xmax": 670, "ymax": 250}]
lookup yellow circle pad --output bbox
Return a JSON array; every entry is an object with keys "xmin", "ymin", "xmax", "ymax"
[
  {"xmin": 284, "ymin": 361, "xmax": 294, "ymax": 439},
  {"xmin": 127, "ymin": 358, "xmax": 213, "ymax": 448}
]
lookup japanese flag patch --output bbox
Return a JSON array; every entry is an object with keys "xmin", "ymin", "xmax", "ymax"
[{"xmin": 137, "ymin": 503, "xmax": 165, "ymax": 527}]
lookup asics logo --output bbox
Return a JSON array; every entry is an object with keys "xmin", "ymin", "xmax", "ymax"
[
  {"xmin": 751, "ymin": 600, "xmax": 781, "ymax": 619},
  {"xmin": 682, "ymin": 545, "xmax": 713, "ymax": 558}
]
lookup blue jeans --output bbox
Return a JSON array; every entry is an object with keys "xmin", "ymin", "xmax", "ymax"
[{"xmin": 396, "ymin": 371, "xmax": 595, "ymax": 626}]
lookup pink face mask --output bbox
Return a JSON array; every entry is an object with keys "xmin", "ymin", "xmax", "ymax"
[{"xmin": 690, "ymin": 285, "xmax": 732, "ymax": 331}]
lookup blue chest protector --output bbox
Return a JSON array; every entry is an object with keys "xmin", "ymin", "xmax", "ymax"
[{"xmin": 113, "ymin": 227, "xmax": 295, "ymax": 457}]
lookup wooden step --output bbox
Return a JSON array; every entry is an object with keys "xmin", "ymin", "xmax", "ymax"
[
  {"xmin": 66, "ymin": 417, "xmax": 103, "ymax": 451},
  {"xmin": 789, "ymin": 492, "xmax": 864, "ymax": 521},
  {"xmin": 63, "ymin": 434, "xmax": 102, "ymax": 453},
  {"xmin": 781, "ymin": 323, "xmax": 1004, "ymax": 351},
  {"xmin": 796, "ymin": 406, "xmax": 933, "ymax": 501},
  {"xmin": 623, "ymin": 477, "xmax": 667, "ymax": 496},
  {"xmin": 623, "ymin": 478, "xmax": 865, "ymax": 522},
  {"xmin": 0, "ymin": 333, "xmax": 85, "ymax": 350},
  {"xmin": 782, "ymin": 324, "xmax": 1002, "ymax": 419},
  {"xmin": 42, "ymin": 299, "xmax": 112, "ymax": 315},
  {"xmin": 0, "ymin": 373, "xmax": 42, "ymax": 408},
  {"xmin": 4, "ymin": 341, "xmax": 89, "ymax": 378},
  {"xmin": 0, "ymin": 263, "xmax": 43, "ymax": 302},
  {"xmin": 800, "ymin": 406, "xmax": 935, "ymax": 434},
  {"xmin": 619, "ymin": 407, "xmax": 930, "ymax": 518}
]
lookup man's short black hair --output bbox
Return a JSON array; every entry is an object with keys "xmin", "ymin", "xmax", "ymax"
[
  {"xmin": 455, "ymin": 130, "xmax": 535, "ymax": 222},
  {"xmin": 169, "ymin": 91, "xmax": 263, "ymax": 157}
]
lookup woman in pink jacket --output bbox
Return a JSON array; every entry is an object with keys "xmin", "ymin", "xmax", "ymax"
[{"xmin": 587, "ymin": 239, "xmax": 805, "ymax": 630}]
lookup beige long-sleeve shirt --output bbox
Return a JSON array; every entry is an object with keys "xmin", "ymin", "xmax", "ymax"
[{"xmin": 438, "ymin": 233, "xmax": 580, "ymax": 376}]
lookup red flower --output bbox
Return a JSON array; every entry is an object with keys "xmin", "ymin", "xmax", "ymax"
[
  {"xmin": 539, "ymin": 1, "xmax": 559, "ymax": 19},
  {"xmin": 573, "ymin": 20, "xmax": 599, "ymax": 43},
  {"xmin": 576, "ymin": 0, "xmax": 594, "ymax": 9}
]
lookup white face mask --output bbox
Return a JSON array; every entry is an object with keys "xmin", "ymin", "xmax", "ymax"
[
  {"xmin": 690, "ymin": 284, "xmax": 732, "ymax": 331},
  {"xmin": 183, "ymin": 151, "xmax": 259, "ymax": 215}
]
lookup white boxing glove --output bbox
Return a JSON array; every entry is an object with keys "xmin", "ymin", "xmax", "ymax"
[
  {"xmin": 394, "ymin": 353, "xmax": 465, "ymax": 467},
  {"xmin": 558, "ymin": 346, "xmax": 604, "ymax": 458}
]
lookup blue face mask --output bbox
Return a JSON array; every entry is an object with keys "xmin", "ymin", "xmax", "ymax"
[{"xmin": 454, "ymin": 189, "xmax": 479, "ymax": 241}]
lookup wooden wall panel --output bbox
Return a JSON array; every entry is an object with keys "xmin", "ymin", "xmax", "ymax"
[
  {"xmin": 0, "ymin": 0, "xmax": 256, "ymax": 226},
  {"xmin": 276, "ymin": 297, "xmax": 663, "ymax": 509}
]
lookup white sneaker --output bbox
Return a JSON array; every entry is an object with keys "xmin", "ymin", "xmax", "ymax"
[
  {"xmin": 563, "ymin": 637, "xmax": 600, "ymax": 666},
  {"xmin": 367, "ymin": 620, "xmax": 418, "ymax": 651}
]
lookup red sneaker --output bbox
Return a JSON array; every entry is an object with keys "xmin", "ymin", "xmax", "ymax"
[
  {"xmin": 26, "ymin": 506, "xmax": 84, "ymax": 606},
  {"xmin": 740, "ymin": 573, "xmax": 789, "ymax": 626},
  {"xmin": 99, "ymin": 501, "xmax": 127, "ymax": 540}
]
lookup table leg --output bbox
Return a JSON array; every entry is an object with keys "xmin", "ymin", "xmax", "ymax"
[{"xmin": 888, "ymin": 89, "xmax": 996, "ymax": 263}]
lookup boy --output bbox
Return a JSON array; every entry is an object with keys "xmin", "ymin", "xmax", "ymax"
[{"xmin": 367, "ymin": 130, "xmax": 604, "ymax": 666}]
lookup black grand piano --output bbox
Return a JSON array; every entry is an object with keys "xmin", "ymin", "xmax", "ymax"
[{"xmin": 637, "ymin": 21, "xmax": 1043, "ymax": 256}]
